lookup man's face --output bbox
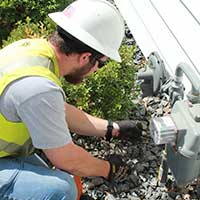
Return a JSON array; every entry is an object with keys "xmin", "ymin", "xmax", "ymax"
[
  {"xmin": 64, "ymin": 61, "xmax": 95, "ymax": 84},
  {"xmin": 64, "ymin": 56, "xmax": 107, "ymax": 84}
]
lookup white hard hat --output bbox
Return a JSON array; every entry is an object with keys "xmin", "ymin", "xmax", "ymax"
[{"xmin": 48, "ymin": 0, "xmax": 125, "ymax": 62}]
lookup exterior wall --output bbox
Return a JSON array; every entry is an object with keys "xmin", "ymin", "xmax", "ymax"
[{"xmin": 115, "ymin": 0, "xmax": 200, "ymax": 94}]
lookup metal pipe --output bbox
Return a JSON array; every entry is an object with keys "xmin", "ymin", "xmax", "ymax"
[{"xmin": 175, "ymin": 63, "xmax": 200, "ymax": 96}]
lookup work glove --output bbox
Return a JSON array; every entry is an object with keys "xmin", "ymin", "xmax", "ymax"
[
  {"xmin": 116, "ymin": 120, "xmax": 143, "ymax": 141},
  {"xmin": 106, "ymin": 154, "xmax": 129, "ymax": 183}
]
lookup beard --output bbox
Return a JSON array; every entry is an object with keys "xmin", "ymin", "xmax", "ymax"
[
  {"xmin": 64, "ymin": 74, "xmax": 83, "ymax": 84},
  {"xmin": 64, "ymin": 62, "xmax": 94, "ymax": 84}
]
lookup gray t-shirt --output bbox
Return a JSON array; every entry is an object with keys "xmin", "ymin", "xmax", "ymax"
[{"xmin": 0, "ymin": 76, "xmax": 72, "ymax": 149}]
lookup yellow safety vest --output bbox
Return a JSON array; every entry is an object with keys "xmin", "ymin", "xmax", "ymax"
[{"xmin": 0, "ymin": 39, "xmax": 62, "ymax": 157}]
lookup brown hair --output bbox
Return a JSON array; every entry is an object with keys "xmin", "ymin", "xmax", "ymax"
[{"xmin": 49, "ymin": 26, "xmax": 104, "ymax": 58}]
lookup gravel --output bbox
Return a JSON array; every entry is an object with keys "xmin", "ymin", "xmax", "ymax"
[
  {"xmin": 72, "ymin": 95, "xmax": 166, "ymax": 200},
  {"xmin": 73, "ymin": 94, "xmax": 200, "ymax": 200}
]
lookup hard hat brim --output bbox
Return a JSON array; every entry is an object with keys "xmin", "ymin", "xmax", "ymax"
[{"xmin": 48, "ymin": 12, "xmax": 122, "ymax": 62}]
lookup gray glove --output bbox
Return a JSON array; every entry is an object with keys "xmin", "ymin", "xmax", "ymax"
[
  {"xmin": 116, "ymin": 120, "xmax": 143, "ymax": 141},
  {"xmin": 107, "ymin": 154, "xmax": 128, "ymax": 183}
]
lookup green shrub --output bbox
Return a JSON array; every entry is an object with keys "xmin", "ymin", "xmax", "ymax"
[
  {"xmin": 0, "ymin": 0, "xmax": 74, "ymax": 46},
  {"xmin": 2, "ymin": 17, "xmax": 55, "ymax": 47},
  {"xmin": 63, "ymin": 45, "xmax": 140, "ymax": 120}
]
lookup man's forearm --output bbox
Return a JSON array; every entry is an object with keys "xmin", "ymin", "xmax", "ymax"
[
  {"xmin": 44, "ymin": 142, "xmax": 110, "ymax": 178},
  {"xmin": 65, "ymin": 103, "xmax": 108, "ymax": 137}
]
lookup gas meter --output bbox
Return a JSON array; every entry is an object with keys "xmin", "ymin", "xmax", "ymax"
[
  {"xmin": 139, "ymin": 53, "xmax": 200, "ymax": 186},
  {"xmin": 151, "ymin": 101, "xmax": 200, "ymax": 185}
]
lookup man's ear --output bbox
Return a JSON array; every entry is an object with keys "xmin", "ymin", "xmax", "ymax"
[{"xmin": 78, "ymin": 52, "xmax": 92, "ymax": 66}]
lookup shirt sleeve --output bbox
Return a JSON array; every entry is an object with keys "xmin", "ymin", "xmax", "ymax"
[{"xmin": 17, "ymin": 89, "xmax": 72, "ymax": 149}]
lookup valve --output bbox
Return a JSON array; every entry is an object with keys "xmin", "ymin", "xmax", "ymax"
[{"xmin": 137, "ymin": 51, "xmax": 169, "ymax": 97}]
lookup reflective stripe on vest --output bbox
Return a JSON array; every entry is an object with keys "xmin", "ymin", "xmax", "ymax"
[
  {"xmin": 0, "ymin": 55, "xmax": 55, "ymax": 78},
  {"xmin": 0, "ymin": 138, "xmax": 34, "ymax": 156},
  {"xmin": 0, "ymin": 55, "xmax": 62, "ymax": 157}
]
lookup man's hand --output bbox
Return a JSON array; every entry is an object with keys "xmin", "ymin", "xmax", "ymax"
[
  {"xmin": 106, "ymin": 154, "xmax": 128, "ymax": 183},
  {"xmin": 115, "ymin": 120, "xmax": 143, "ymax": 141}
]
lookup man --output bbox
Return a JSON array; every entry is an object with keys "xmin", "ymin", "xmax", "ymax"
[{"xmin": 0, "ymin": 0, "xmax": 142, "ymax": 199}]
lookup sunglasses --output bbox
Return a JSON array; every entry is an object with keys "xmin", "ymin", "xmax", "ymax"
[
  {"xmin": 90, "ymin": 55, "xmax": 107, "ymax": 69},
  {"xmin": 95, "ymin": 58, "xmax": 107, "ymax": 68}
]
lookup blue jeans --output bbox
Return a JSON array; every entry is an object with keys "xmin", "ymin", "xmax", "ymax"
[{"xmin": 0, "ymin": 154, "xmax": 77, "ymax": 200}]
